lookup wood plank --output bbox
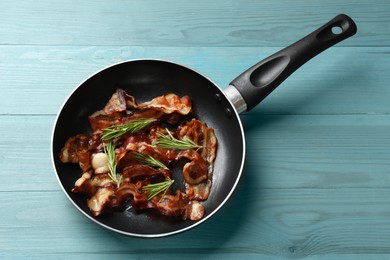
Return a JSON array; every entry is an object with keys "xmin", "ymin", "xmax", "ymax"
[
  {"xmin": 0, "ymin": 0, "xmax": 388, "ymax": 47},
  {"xmin": 242, "ymin": 114, "xmax": 390, "ymax": 189},
  {"xmin": 1, "ymin": 0, "xmax": 389, "ymax": 259},
  {"xmin": 1, "ymin": 46, "xmax": 389, "ymax": 115},
  {"xmin": 1, "ymin": 188, "xmax": 390, "ymax": 258},
  {"xmin": 0, "ymin": 115, "xmax": 59, "ymax": 191},
  {"xmin": 1, "ymin": 114, "xmax": 389, "ymax": 192}
]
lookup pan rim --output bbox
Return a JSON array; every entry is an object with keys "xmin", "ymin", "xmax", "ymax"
[{"xmin": 50, "ymin": 58, "xmax": 246, "ymax": 238}]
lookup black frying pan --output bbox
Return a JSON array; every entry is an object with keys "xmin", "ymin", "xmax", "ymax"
[{"xmin": 52, "ymin": 14, "xmax": 357, "ymax": 237}]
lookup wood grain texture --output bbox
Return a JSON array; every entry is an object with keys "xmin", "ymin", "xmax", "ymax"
[
  {"xmin": 0, "ymin": 0, "xmax": 389, "ymax": 47},
  {"xmin": 1, "ymin": 188, "xmax": 390, "ymax": 259},
  {"xmin": 1, "ymin": 114, "xmax": 389, "ymax": 192},
  {"xmin": 1, "ymin": 46, "xmax": 389, "ymax": 115},
  {"xmin": 1, "ymin": 0, "xmax": 390, "ymax": 259}
]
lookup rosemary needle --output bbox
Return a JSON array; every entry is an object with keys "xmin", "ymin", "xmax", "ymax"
[
  {"xmin": 101, "ymin": 118, "xmax": 156, "ymax": 141},
  {"xmin": 152, "ymin": 129, "xmax": 202, "ymax": 150},
  {"xmin": 142, "ymin": 177, "xmax": 174, "ymax": 202},
  {"xmin": 133, "ymin": 152, "xmax": 168, "ymax": 170},
  {"xmin": 103, "ymin": 141, "xmax": 122, "ymax": 187}
]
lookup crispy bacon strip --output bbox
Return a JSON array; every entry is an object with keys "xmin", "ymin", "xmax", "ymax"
[
  {"xmin": 174, "ymin": 150, "xmax": 208, "ymax": 185},
  {"xmin": 89, "ymin": 89, "xmax": 192, "ymax": 131},
  {"xmin": 72, "ymin": 172, "xmax": 114, "ymax": 196},
  {"xmin": 132, "ymin": 190, "xmax": 188, "ymax": 216},
  {"xmin": 103, "ymin": 88, "xmax": 127, "ymax": 115},
  {"xmin": 177, "ymin": 119, "xmax": 217, "ymax": 200},
  {"xmin": 177, "ymin": 118, "xmax": 217, "ymax": 169},
  {"xmin": 60, "ymin": 134, "xmax": 90, "ymax": 163},
  {"xmin": 59, "ymin": 134, "xmax": 101, "ymax": 171},
  {"xmin": 87, "ymin": 187, "xmax": 115, "ymax": 215},
  {"xmin": 122, "ymin": 164, "xmax": 171, "ymax": 182},
  {"xmin": 136, "ymin": 93, "xmax": 192, "ymax": 115},
  {"xmin": 86, "ymin": 182, "xmax": 204, "ymax": 220},
  {"xmin": 88, "ymin": 109, "xmax": 164, "ymax": 132},
  {"xmin": 185, "ymin": 180, "xmax": 212, "ymax": 201},
  {"xmin": 182, "ymin": 200, "xmax": 205, "ymax": 221},
  {"xmin": 60, "ymin": 89, "xmax": 217, "ymax": 221}
]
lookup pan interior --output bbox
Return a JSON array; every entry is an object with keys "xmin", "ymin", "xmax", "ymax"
[{"xmin": 52, "ymin": 60, "xmax": 245, "ymax": 236}]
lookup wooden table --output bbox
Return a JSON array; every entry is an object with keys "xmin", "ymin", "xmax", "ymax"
[{"xmin": 2, "ymin": 1, "xmax": 389, "ymax": 259}]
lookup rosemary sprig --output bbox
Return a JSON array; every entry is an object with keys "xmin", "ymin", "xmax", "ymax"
[
  {"xmin": 142, "ymin": 177, "xmax": 174, "ymax": 202},
  {"xmin": 133, "ymin": 152, "xmax": 169, "ymax": 170},
  {"xmin": 101, "ymin": 118, "xmax": 156, "ymax": 141},
  {"xmin": 103, "ymin": 141, "xmax": 122, "ymax": 187},
  {"xmin": 152, "ymin": 129, "xmax": 202, "ymax": 150}
]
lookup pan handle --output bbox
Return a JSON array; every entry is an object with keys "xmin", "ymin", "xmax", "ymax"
[{"xmin": 228, "ymin": 14, "xmax": 357, "ymax": 112}]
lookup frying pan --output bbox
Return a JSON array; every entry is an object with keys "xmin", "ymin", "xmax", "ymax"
[{"xmin": 52, "ymin": 14, "xmax": 357, "ymax": 237}]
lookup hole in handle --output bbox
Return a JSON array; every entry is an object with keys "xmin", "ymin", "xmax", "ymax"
[
  {"xmin": 331, "ymin": 25, "xmax": 343, "ymax": 35},
  {"xmin": 317, "ymin": 23, "xmax": 345, "ymax": 42}
]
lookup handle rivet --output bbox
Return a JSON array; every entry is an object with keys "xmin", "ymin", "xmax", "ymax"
[
  {"xmin": 214, "ymin": 93, "xmax": 222, "ymax": 102},
  {"xmin": 225, "ymin": 108, "xmax": 233, "ymax": 118}
]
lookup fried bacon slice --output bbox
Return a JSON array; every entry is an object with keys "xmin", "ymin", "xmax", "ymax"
[
  {"xmin": 177, "ymin": 119, "xmax": 217, "ymax": 200},
  {"xmin": 89, "ymin": 89, "xmax": 192, "ymax": 132},
  {"xmin": 59, "ymin": 89, "xmax": 216, "ymax": 221},
  {"xmin": 103, "ymin": 88, "xmax": 127, "ymax": 115},
  {"xmin": 59, "ymin": 134, "xmax": 102, "ymax": 171},
  {"xmin": 136, "ymin": 93, "xmax": 192, "ymax": 115},
  {"xmin": 122, "ymin": 164, "xmax": 171, "ymax": 182}
]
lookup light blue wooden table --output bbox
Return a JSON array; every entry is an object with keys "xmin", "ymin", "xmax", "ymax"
[{"xmin": 1, "ymin": 1, "xmax": 389, "ymax": 259}]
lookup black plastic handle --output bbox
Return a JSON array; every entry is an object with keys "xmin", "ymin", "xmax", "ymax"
[{"xmin": 229, "ymin": 14, "xmax": 357, "ymax": 111}]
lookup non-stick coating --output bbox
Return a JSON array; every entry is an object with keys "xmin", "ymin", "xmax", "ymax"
[{"xmin": 52, "ymin": 59, "xmax": 245, "ymax": 237}]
